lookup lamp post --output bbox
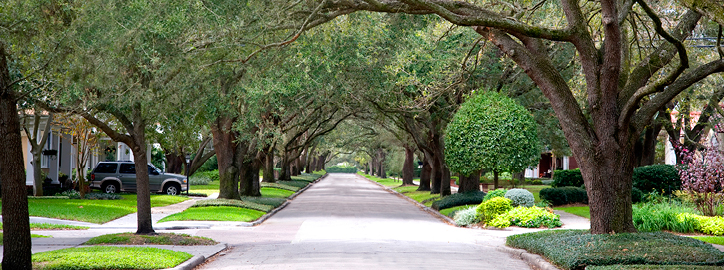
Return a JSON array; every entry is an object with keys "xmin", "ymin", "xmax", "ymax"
[{"xmin": 185, "ymin": 154, "xmax": 191, "ymax": 195}]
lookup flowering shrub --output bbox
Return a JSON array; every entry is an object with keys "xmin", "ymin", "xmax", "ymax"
[
  {"xmin": 476, "ymin": 197, "xmax": 512, "ymax": 223},
  {"xmin": 677, "ymin": 147, "xmax": 724, "ymax": 216},
  {"xmin": 504, "ymin": 188, "xmax": 535, "ymax": 207}
]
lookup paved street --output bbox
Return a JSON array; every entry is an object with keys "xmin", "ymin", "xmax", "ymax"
[{"xmin": 195, "ymin": 173, "xmax": 532, "ymax": 270}]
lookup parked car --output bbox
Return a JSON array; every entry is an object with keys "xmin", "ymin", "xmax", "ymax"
[{"xmin": 89, "ymin": 161, "xmax": 187, "ymax": 195}]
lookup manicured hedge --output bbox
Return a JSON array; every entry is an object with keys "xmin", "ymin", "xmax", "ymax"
[
  {"xmin": 587, "ymin": 265, "xmax": 724, "ymax": 270},
  {"xmin": 431, "ymin": 191, "xmax": 486, "ymax": 210},
  {"xmin": 552, "ymin": 168, "xmax": 583, "ymax": 187},
  {"xmin": 507, "ymin": 230, "xmax": 724, "ymax": 270},
  {"xmin": 260, "ymin": 182, "xmax": 300, "ymax": 192},
  {"xmin": 192, "ymin": 199, "xmax": 273, "ymax": 212},
  {"xmin": 633, "ymin": 164, "xmax": 680, "ymax": 195},
  {"xmin": 539, "ymin": 186, "xmax": 588, "ymax": 206},
  {"xmin": 325, "ymin": 166, "xmax": 358, "ymax": 173}
]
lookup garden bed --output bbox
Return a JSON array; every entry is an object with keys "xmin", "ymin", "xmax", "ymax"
[{"xmin": 507, "ymin": 230, "xmax": 724, "ymax": 270}]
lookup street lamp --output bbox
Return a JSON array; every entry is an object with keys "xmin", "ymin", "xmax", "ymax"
[{"xmin": 185, "ymin": 154, "xmax": 191, "ymax": 195}]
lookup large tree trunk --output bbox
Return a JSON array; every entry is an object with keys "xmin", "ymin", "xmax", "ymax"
[
  {"xmin": 458, "ymin": 170, "xmax": 481, "ymax": 193},
  {"xmin": 430, "ymin": 153, "xmax": 441, "ymax": 194},
  {"xmin": 493, "ymin": 170, "xmax": 499, "ymax": 190},
  {"xmin": 211, "ymin": 117, "xmax": 240, "ymax": 200},
  {"xmin": 377, "ymin": 149, "xmax": 386, "ymax": 178},
  {"xmin": 262, "ymin": 148, "xmax": 275, "ymax": 183},
  {"xmin": 164, "ymin": 150, "xmax": 184, "ymax": 174},
  {"xmin": 239, "ymin": 154, "xmax": 262, "ymax": 197},
  {"xmin": 130, "ymin": 105, "xmax": 154, "ymax": 235},
  {"xmin": 31, "ymin": 157, "xmax": 43, "ymax": 196},
  {"xmin": 417, "ymin": 153, "xmax": 431, "ymax": 191},
  {"xmin": 402, "ymin": 146, "xmax": 415, "ymax": 185},
  {"xmin": 0, "ymin": 44, "xmax": 32, "ymax": 269},
  {"xmin": 278, "ymin": 154, "xmax": 292, "ymax": 181}
]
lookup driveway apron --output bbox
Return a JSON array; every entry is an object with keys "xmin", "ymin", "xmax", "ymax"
[{"xmin": 196, "ymin": 173, "xmax": 532, "ymax": 270}]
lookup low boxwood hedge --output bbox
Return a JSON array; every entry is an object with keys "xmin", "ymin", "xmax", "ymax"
[
  {"xmin": 552, "ymin": 169, "xmax": 583, "ymax": 187},
  {"xmin": 260, "ymin": 182, "xmax": 300, "ymax": 192},
  {"xmin": 430, "ymin": 191, "xmax": 486, "ymax": 210},
  {"xmin": 192, "ymin": 199, "xmax": 273, "ymax": 212},
  {"xmin": 540, "ymin": 186, "xmax": 588, "ymax": 206},
  {"xmin": 587, "ymin": 265, "xmax": 724, "ymax": 270},
  {"xmin": 325, "ymin": 166, "xmax": 357, "ymax": 173},
  {"xmin": 507, "ymin": 230, "xmax": 724, "ymax": 270},
  {"xmin": 276, "ymin": 180, "xmax": 310, "ymax": 188}
]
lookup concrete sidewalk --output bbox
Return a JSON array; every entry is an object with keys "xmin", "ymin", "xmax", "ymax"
[{"xmin": 0, "ymin": 193, "xmax": 229, "ymax": 269}]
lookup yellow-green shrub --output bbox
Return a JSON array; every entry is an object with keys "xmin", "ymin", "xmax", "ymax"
[{"xmin": 476, "ymin": 197, "xmax": 512, "ymax": 223}]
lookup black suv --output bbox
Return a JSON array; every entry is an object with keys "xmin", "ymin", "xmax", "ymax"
[{"xmin": 90, "ymin": 161, "xmax": 187, "ymax": 195}]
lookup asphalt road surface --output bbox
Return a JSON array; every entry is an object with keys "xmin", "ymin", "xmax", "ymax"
[{"xmin": 195, "ymin": 173, "xmax": 532, "ymax": 270}]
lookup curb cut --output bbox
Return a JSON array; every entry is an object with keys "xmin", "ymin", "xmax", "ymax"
[
  {"xmin": 358, "ymin": 174, "xmax": 456, "ymax": 225},
  {"xmin": 245, "ymin": 173, "xmax": 329, "ymax": 227},
  {"xmin": 496, "ymin": 246, "xmax": 560, "ymax": 270},
  {"xmin": 165, "ymin": 243, "xmax": 228, "ymax": 270}
]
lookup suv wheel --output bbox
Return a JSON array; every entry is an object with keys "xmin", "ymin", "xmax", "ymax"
[
  {"xmin": 102, "ymin": 182, "xmax": 119, "ymax": 194},
  {"xmin": 164, "ymin": 183, "xmax": 181, "ymax": 195}
]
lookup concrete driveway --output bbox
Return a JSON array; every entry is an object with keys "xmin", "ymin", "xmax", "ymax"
[{"xmin": 195, "ymin": 173, "xmax": 532, "ymax": 270}]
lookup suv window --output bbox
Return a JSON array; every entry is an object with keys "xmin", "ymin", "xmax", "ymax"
[
  {"xmin": 94, "ymin": 163, "xmax": 118, "ymax": 174},
  {"xmin": 119, "ymin": 164, "xmax": 136, "ymax": 174}
]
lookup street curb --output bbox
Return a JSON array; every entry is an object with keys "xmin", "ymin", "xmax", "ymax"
[
  {"xmin": 496, "ymin": 246, "xmax": 560, "ymax": 270},
  {"xmin": 358, "ymin": 174, "xmax": 456, "ymax": 225},
  {"xmin": 245, "ymin": 173, "xmax": 328, "ymax": 227},
  {"xmin": 165, "ymin": 243, "xmax": 228, "ymax": 270}
]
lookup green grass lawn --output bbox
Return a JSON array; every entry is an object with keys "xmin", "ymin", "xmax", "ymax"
[
  {"xmin": 260, "ymin": 187, "xmax": 294, "ymax": 198},
  {"xmin": 360, "ymin": 173, "xmax": 402, "ymax": 187},
  {"xmin": 32, "ymin": 246, "xmax": 192, "ymax": 270},
  {"xmin": 1, "ymin": 194, "xmax": 189, "ymax": 224},
  {"xmin": 393, "ymin": 186, "xmax": 419, "ymax": 193},
  {"xmin": 690, "ymin": 236, "xmax": 724, "ymax": 246},
  {"xmin": 0, "ymin": 223, "xmax": 89, "ymax": 230},
  {"xmin": 158, "ymin": 206, "xmax": 265, "ymax": 222},
  {"xmin": 84, "ymin": 233, "xmax": 216, "ymax": 245},
  {"xmin": 553, "ymin": 206, "xmax": 590, "ymax": 219}
]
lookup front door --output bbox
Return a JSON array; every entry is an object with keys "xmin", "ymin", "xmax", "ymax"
[{"xmin": 118, "ymin": 163, "xmax": 137, "ymax": 192}]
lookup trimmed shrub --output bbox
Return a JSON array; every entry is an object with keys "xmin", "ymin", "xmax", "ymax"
[
  {"xmin": 431, "ymin": 190, "xmax": 486, "ymax": 210},
  {"xmin": 631, "ymin": 187, "xmax": 643, "ymax": 204},
  {"xmin": 239, "ymin": 196, "xmax": 286, "ymax": 208},
  {"xmin": 587, "ymin": 265, "xmax": 724, "ymax": 270},
  {"xmin": 193, "ymin": 170, "xmax": 219, "ymax": 183},
  {"xmin": 493, "ymin": 206, "xmax": 562, "ymax": 228},
  {"xmin": 633, "ymin": 164, "xmax": 680, "ymax": 195},
  {"xmin": 452, "ymin": 207, "xmax": 478, "ymax": 226},
  {"xmin": 476, "ymin": 197, "xmax": 513, "ymax": 223},
  {"xmin": 483, "ymin": 189, "xmax": 507, "ymax": 202},
  {"xmin": 260, "ymin": 182, "xmax": 300, "ymax": 192},
  {"xmin": 504, "ymin": 189, "xmax": 535, "ymax": 207},
  {"xmin": 277, "ymin": 180, "xmax": 310, "ymax": 188},
  {"xmin": 189, "ymin": 175, "xmax": 211, "ymax": 185},
  {"xmin": 552, "ymin": 168, "xmax": 583, "ymax": 188},
  {"xmin": 192, "ymin": 199, "xmax": 273, "ymax": 212},
  {"xmin": 540, "ymin": 186, "xmax": 588, "ymax": 206},
  {"xmin": 84, "ymin": 193, "xmax": 122, "ymax": 200},
  {"xmin": 325, "ymin": 166, "xmax": 357, "ymax": 173},
  {"xmin": 507, "ymin": 230, "xmax": 724, "ymax": 270},
  {"xmin": 541, "ymin": 179, "xmax": 554, "ymax": 185}
]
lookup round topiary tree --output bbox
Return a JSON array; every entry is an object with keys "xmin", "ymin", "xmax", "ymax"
[{"xmin": 445, "ymin": 91, "xmax": 541, "ymax": 190}]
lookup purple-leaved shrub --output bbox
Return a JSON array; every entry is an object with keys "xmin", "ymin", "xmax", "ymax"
[{"xmin": 677, "ymin": 147, "xmax": 724, "ymax": 216}]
